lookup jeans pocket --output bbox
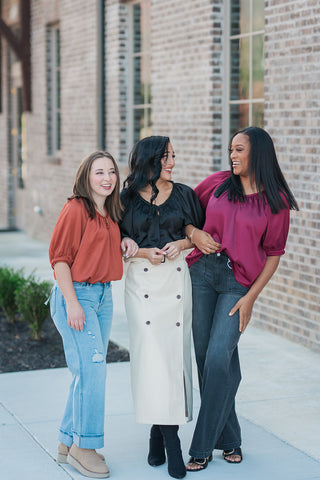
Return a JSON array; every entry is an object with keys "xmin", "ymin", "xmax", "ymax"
[{"xmin": 227, "ymin": 270, "xmax": 249, "ymax": 295}]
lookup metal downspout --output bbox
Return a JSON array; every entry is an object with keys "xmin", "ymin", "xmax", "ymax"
[{"xmin": 97, "ymin": 0, "xmax": 105, "ymax": 150}]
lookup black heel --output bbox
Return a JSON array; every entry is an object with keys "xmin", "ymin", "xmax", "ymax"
[
  {"xmin": 148, "ymin": 424, "xmax": 166, "ymax": 466},
  {"xmin": 159, "ymin": 425, "xmax": 186, "ymax": 479}
]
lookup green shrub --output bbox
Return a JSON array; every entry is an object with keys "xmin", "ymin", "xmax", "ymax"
[
  {"xmin": 15, "ymin": 275, "xmax": 53, "ymax": 340},
  {"xmin": 0, "ymin": 266, "xmax": 27, "ymax": 322}
]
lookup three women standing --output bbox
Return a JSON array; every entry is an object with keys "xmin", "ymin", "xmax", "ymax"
[
  {"xmin": 120, "ymin": 136, "xmax": 204, "ymax": 479},
  {"xmin": 49, "ymin": 127, "xmax": 298, "ymax": 478}
]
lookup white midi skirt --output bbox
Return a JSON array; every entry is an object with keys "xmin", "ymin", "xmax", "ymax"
[{"xmin": 124, "ymin": 252, "xmax": 193, "ymax": 425}]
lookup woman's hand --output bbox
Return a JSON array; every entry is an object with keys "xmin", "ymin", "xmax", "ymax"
[
  {"xmin": 229, "ymin": 256, "xmax": 281, "ymax": 333},
  {"xmin": 229, "ymin": 294, "xmax": 255, "ymax": 333},
  {"xmin": 192, "ymin": 229, "xmax": 221, "ymax": 255},
  {"xmin": 161, "ymin": 240, "xmax": 182, "ymax": 260},
  {"xmin": 145, "ymin": 247, "xmax": 165, "ymax": 265},
  {"xmin": 54, "ymin": 262, "xmax": 86, "ymax": 331},
  {"xmin": 121, "ymin": 237, "xmax": 139, "ymax": 258},
  {"xmin": 66, "ymin": 300, "xmax": 86, "ymax": 331}
]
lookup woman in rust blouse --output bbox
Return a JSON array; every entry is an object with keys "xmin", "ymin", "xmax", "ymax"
[{"xmin": 49, "ymin": 151, "xmax": 137, "ymax": 479}]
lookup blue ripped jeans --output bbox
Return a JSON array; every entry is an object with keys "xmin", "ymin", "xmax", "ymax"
[
  {"xmin": 50, "ymin": 281, "xmax": 113, "ymax": 449},
  {"xmin": 189, "ymin": 253, "xmax": 249, "ymax": 458}
]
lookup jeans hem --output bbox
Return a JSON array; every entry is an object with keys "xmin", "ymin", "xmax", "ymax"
[
  {"xmin": 189, "ymin": 449, "xmax": 213, "ymax": 458},
  {"xmin": 58, "ymin": 431, "xmax": 73, "ymax": 448},
  {"xmin": 73, "ymin": 432, "xmax": 104, "ymax": 449},
  {"xmin": 215, "ymin": 441, "xmax": 241, "ymax": 451},
  {"xmin": 189, "ymin": 440, "xmax": 241, "ymax": 458}
]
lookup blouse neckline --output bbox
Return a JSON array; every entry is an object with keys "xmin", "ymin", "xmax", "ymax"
[{"xmin": 137, "ymin": 182, "xmax": 175, "ymax": 207}]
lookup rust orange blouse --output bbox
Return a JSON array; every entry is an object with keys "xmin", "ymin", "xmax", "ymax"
[{"xmin": 49, "ymin": 198, "xmax": 123, "ymax": 283}]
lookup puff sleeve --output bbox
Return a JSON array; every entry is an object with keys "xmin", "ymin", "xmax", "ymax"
[
  {"xmin": 49, "ymin": 199, "xmax": 89, "ymax": 269},
  {"xmin": 174, "ymin": 184, "xmax": 205, "ymax": 229},
  {"xmin": 262, "ymin": 199, "xmax": 290, "ymax": 256}
]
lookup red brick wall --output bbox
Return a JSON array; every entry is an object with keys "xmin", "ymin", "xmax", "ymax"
[
  {"xmin": 0, "ymin": 0, "xmax": 100, "ymax": 240},
  {"xmin": 107, "ymin": 0, "xmax": 223, "ymax": 186},
  {"xmin": 253, "ymin": 0, "xmax": 320, "ymax": 350},
  {"xmin": 0, "ymin": 0, "xmax": 11, "ymax": 229},
  {"xmin": 0, "ymin": 0, "xmax": 319, "ymax": 350},
  {"xmin": 150, "ymin": 0, "xmax": 223, "ymax": 186}
]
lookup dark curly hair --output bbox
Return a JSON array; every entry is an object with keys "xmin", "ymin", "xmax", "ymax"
[{"xmin": 123, "ymin": 136, "xmax": 170, "ymax": 203}]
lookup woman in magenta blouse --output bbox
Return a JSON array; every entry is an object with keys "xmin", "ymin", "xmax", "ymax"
[{"xmin": 185, "ymin": 127, "xmax": 299, "ymax": 472}]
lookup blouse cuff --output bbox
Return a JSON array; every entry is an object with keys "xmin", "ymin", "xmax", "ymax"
[
  {"xmin": 50, "ymin": 255, "xmax": 73, "ymax": 270},
  {"xmin": 265, "ymin": 249, "xmax": 285, "ymax": 257}
]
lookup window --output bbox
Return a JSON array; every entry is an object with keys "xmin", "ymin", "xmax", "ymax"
[
  {"xmin": 229, "ymin": 0, "xmax": 264, "ymax": 136},
  {"xmin": 129, "ymin": 0, "xmax": 151, "ymax": 144},
  {"xmin": 46, "ymin": 24, "xmax": 61, "ymax": 157}
]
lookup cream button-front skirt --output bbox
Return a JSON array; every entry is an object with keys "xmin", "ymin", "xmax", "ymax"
[{"xmin": 124, "ymin": 253, "xmax": 193, "ymax": 425}]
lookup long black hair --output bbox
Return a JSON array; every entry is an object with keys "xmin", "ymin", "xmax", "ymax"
[
  {"xmin": 215, "ymin": 127, "xmax": 299, "ymax": 214},
  {"xmin": 123, "ymin": 136, "xmax": 170, "ymax": 203}
]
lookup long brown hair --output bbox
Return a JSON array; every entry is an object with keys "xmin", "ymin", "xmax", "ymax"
[{"xmin": 69, "ymin": 151, "xmax": 123, "ymax": 222}]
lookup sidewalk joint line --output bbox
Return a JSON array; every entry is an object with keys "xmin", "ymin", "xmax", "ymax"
[{"xmin": 0, "ymin": 400, "xmax": 75, "ymax": 479}]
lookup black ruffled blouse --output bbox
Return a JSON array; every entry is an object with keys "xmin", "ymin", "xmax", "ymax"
[{"xmin": 120, "ymin": 183, "xmax": 204, "ymax": 249}]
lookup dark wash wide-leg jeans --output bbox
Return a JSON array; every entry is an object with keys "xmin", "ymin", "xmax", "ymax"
[{"xmin": 189, "ymin": 253, "xmax": 249, "ymax": 458}]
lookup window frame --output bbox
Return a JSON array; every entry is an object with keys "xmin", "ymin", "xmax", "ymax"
[
  {"xmin": 127, "ymin": 0, "xmax": 151, "ymax": 150},
  {"xmin": 46, "ymin": 23, "xmax": 61, "ymax": 160},
  {"xmin": 222, "ymin": 0, "xmax": 265, "ymax": 162}
]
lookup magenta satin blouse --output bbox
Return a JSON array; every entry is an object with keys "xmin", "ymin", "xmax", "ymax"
[{"xmin": 186, "ymin": 171, "xmax": 290, "ymax": 288}]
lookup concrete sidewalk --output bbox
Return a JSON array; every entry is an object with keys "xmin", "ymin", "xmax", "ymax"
[{"xmin": 0, "ymin": 231, "xmax": 319, "ymax": 480}]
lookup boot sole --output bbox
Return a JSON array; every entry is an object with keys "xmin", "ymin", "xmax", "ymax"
[
  {"xmin": 57, "ymin": 453, "xmax": 68, "ymax": 464},
  {"xmin": 148, "ymin": 457, "xmax": 166, "ymax": 466},
  {"xmin": 67, "ymin": 454, "xmax": 110, "ymax": 478},
  {"xmin": 57, "ymin": 451, "xmax": 105, "ymax": 464},
  {"xmin": 57, "ymin": 453, "xmax": 105, "ymax": 463}
]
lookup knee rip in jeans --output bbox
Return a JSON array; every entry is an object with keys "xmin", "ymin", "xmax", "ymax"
[
  {"xmin": 87, "ymin": 331, "xmax": 104, "ymax": 362},
  {"xmin": 92, "ymin": 350, "xmax": 105, "ymax": 363}
]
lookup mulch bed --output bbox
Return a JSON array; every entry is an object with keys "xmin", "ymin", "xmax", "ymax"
[{"xmin": 0, "ymin": 312, "xmax": 129, "ymax": 374}]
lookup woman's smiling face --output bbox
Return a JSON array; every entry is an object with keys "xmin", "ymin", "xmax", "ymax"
[
  {"xmin": 229, "ymin": 133, "xmax": 251, "ymax": 178},
  {"xmin": 89, "ymin": 156, "xmax": 117, "ymax": 203},
  {"xmin": 160, "ymin": 143, "xmax": 175, "ymax": 181}
]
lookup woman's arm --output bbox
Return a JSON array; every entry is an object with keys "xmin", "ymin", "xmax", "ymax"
[
  {"xmin": 161, "ymin": 238, "xmax": 193, "ymax": 260},
  {"xmin": 185, "ymin": 224, "xmax": 221, "ymax": 255},
  {"xmin": 54, "ymin": 262, "xmax": 85, "ymax": 331},
  {"xmin": 229, "ymin": 255, "xmax": 280, "ymax": 333},
  {"xmin": 121, "ymin": 237, "xmax": 139, "ymax": 258}
]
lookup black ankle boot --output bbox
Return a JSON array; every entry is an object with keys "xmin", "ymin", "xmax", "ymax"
[
  {"xmin": 148, "ymin": 424, "xmax": 166, "ymax": 466},
  {"xmin": 159, "ymin": 425, "xmax": 186, "ymax": 479}
]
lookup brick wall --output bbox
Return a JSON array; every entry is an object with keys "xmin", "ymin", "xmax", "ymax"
[
  {"xmin": 107, "ymin": 0, "xmax": 223, "ymax": 185},
  {"xmin": 105, "ymin": 0, "xmax": 126, "ymax": 166},
  {"xmin": 0, "ymin": 55, "xmax": 8, "ymax": 230},
  {"xmin": 0, "ymin": 0, "xmax": 319, "ymax": 350},
  {"xmin": 253, "ymin": 0, "xmax": 320, "ymax": 350},
  {"xmin": 151, "ymin": 0, "xmax": 223, "ymax": 186},
  {"xmin": 0, "ymin": 0, "xmax": 100, "ymax": 241},
  {"xmin": 0, "ymin": 1, "xmax": 11, "ymax": 230}
]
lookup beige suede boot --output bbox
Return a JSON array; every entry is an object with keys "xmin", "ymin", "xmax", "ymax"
[
  {"xmin": 67, "ymin": 444, "xmax": 110, "ymax": 478},
  {"xmin": 57, "ymin": 442, "xmax": 105, "ymax": 464}
]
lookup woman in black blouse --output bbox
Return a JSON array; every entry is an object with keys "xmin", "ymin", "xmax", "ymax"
[{"xmin": 120, "ymin": 136, "xmax": 204, "ymax": 479}]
